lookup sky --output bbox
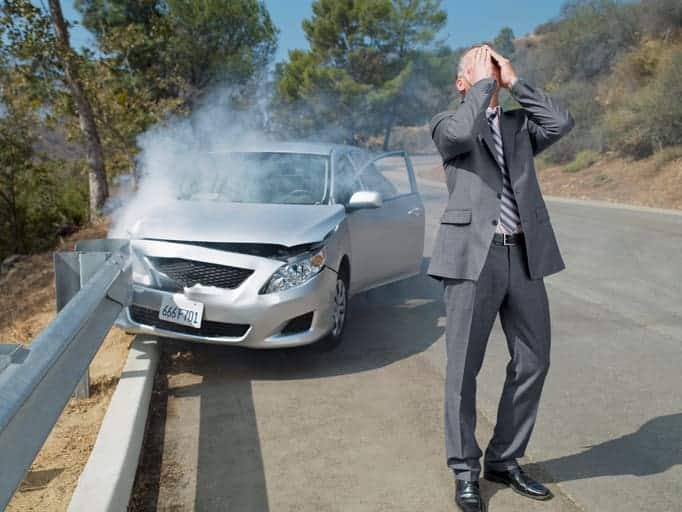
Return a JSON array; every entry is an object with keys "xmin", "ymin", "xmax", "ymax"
[{"xmin": 61, "ymin": 1, "xmax": 568, "ymax": 63}]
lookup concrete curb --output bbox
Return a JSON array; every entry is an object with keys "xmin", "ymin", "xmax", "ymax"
[{"xmin": 68, "ymin": 335, "xmax": 159, "ymax": 512}]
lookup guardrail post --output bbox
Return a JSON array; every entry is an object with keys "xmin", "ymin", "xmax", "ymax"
[
  {"xmin": 54, "ymin": 253, "xmax": 100, "ymax": 398},
  {"xmin": 54, "ymin": 241, "xmax": 129, "ymax": 399},
  {"xmin": 54, "ymin": 252, "xmax": 88, "ymax": 398}
]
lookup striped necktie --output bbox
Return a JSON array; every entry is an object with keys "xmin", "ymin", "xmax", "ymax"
[{"xmin": 487, "ymin": 108, "xmax": 522, "ymax": 234}]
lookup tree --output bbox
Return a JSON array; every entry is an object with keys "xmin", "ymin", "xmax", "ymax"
[
  {"xmin": 540, "ymin": 0, "xmax": 638, "ymax": 85},
  {"xmin": 0, "ymin": 107, "xmax": 86, "ymax": 260},
  {"xmin": 75, "ymin": 0, "xmax": 278, "ymax": 108},
  {"xmin": 0, "ymin": 116, "xmax": 33, "ymax": 254},
  {"xmin": 48, "ymin": 0, "xmax": 108, "ymax": 220},
  {"xmin": 508, "ymin": 0, "xmax": 643, "ymax": 162},
  {"xmin": 275, "ymin": 0, "xmax": 447, "ymax": 148},
  {"xmin": 493, "ymin": 27, "xmax": 515, "ymax": 56},
  {"xmin": 1, "ymin": 0, "xmax": 108, "ymax": 220},
  {"xmin": 71, "ymin": 0, "xmax": 279, "ymax": 178},
  {"xmin": 0, "ymin": 0, "xmax": 279, "ymax": 257}
]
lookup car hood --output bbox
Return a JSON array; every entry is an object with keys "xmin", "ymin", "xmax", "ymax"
[{"xmin": 117, "ymin": 200, "xmax": 346, "ymax": 247}]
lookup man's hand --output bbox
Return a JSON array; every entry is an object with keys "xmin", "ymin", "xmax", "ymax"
[
  {"xmin": 466, "ymin": 46, "xmax": 493, "ymax": 85},
  {"xmin": 484, "ymin": 45, "xmax": 517, "ymax": 89}
]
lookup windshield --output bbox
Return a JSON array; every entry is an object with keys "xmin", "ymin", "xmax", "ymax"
[{"xmin": 177, "ymin": 152, "xmax": 330, "ymax": 205}]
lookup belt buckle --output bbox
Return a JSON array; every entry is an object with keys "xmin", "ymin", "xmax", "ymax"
[{"xmin": 503, "ymin": 232, "xmax": 514, "ymax": 246}]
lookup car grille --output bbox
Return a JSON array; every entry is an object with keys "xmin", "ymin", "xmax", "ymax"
[
  {"xmin": 129, "ymin": 305, "xmax": 250, "ymax": 338},
  {"xmin": 147, "ymin": 257, "xmax": 253, "ymax": 290}
]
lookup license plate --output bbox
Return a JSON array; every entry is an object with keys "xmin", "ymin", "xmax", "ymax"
[{"xmin": 159, "ymin": 294, "xmax": 204, "ymax": 328}]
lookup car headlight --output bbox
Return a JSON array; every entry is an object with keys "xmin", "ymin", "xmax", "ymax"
[{"xmin": 261, "ymin": 246, "xmax": 327, "ymax": 294}]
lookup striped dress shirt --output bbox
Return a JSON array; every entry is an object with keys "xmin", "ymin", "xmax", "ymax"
[{"xmin": 485, "ymin": 104, "xmax": 523, "ymax": 234}]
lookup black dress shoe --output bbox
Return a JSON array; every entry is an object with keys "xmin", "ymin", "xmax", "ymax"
[
  {"xmin": 484, "ymin": 466, "xmax": 553, "ymax": 500},
  {"xmin": 455, "ymin": 479, "xmax": 486, "ymax": 512}
]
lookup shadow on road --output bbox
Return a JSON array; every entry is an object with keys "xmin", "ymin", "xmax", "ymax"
[
  {"xmin": 130, "ymin": 258, "xmax": 447, "ymax": 510},
  {"xmin": 522, "ymin": 413, "xmax": 682, "ymax": 484},
  {"xmin": 178, "ymin": 257, "xmax": 444, "ymax": 378}
]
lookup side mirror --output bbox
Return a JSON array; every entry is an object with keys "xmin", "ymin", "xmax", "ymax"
[{"xmin": 347, "ymin": 190, "xmax": 382, "ymax": 210}]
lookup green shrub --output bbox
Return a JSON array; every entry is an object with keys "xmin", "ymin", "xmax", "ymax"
[
  {"xmin": 0, "ymin": 141, "xmax": 88, "ymax": 260},
  {"xmin": 604, "ymin": 45, "xmax": 682, "ymax": 158},
  {"xmin": 563, "ymin": 149, "xmax": 600, "ymax": 173},
  {"xmin": 538, "ymin": 80, "xmax": 605, "ymax": 164}
]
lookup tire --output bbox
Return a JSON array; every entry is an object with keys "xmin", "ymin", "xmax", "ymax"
[{"xmin": 316, "ymin": 270, "xmax": 349, "ymax": 352}]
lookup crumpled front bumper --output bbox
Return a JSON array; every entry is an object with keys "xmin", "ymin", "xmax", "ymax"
[{"xmin": 115, "ymin": 240, "xmax": 339, "ymax": 348}]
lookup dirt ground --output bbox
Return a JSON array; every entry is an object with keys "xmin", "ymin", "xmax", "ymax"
[
  {"xmin": 1, "ymin": 217, "xmax": 135, "ymax": 512},
  {"xmin": 418, "ymin": 153, "xmax": 682, "ymax": 211}
]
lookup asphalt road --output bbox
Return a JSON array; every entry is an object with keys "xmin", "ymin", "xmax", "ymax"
[{"xmin": 132, "ymin": 155, "xmax": 682, "ymax": 512}]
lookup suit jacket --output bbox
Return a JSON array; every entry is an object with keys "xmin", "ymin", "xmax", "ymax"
[{"xmin": 427, "ymin": 77, "xmax": 574, "ymax": 281}]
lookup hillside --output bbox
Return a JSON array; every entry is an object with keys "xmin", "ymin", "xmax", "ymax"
[
  {"xmin": 415, "ymin": 150, "xmax": 682, "ymax": 211},
  {"xmin": 536, "ymin": 152, "xmax": 682, "ymax": 210}
]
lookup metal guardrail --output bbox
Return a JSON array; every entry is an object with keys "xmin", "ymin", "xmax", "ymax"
[{"xmin": 0, "ymin": 239, "xmax": 132, "ymax": 510}]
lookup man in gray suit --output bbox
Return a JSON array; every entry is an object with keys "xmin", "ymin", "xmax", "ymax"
[{"xmin": 428, "ymin": 44, "xmax": 574, "ymax": 512}]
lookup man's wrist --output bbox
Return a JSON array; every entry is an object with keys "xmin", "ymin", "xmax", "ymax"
[{"xmin": 509, "ymin": 76, "xmax": 519, "ymax": 89}]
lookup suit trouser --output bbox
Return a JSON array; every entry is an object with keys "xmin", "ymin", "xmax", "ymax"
[{"xmin": 443, "ymin": 237, "xmax": 552, "ymax": 481}]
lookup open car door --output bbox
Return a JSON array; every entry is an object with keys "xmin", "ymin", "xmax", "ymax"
[{"xmin": 349, "ymin": 150, "xmax": 425, "ymax": 290}]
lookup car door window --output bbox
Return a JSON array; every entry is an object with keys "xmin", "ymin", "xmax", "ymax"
[
  {"xmin": 358, "ymin": 162, "xmax": 399, "ymax": 199},
  {"xmin": 333, "ymin": 154, "xmax": 364, "ymax": 205},
  {"xmin": 349, "ymin": 151, "xmax": 397, "ymax": 198},
  {"xmin": 356, "ymin": 153, "xmax": 413, "ymax": 200}
]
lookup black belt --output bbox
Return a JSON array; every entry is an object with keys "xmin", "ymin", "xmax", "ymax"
[{"xmin": 492, "ymin": 231, "xmax": 524, "ymax": 246}]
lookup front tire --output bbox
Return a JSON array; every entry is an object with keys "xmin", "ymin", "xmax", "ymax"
[{"xmin": 317, "ymin": 271, "xmax": 348, "ymax": 351}]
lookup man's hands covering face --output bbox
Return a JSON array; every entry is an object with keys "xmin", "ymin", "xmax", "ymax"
[
  {"xmin": 483, "ymin": 45, "xmax": 517, "ymax": 89},
  {"xmin": 466, "ymin": 46, "xmax": 494, "ymax": 85}
]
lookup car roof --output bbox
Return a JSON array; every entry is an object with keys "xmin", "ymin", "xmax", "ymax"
[{"xmin": 207, "ymin": 141, "xmax": 367, "ymax": 157}]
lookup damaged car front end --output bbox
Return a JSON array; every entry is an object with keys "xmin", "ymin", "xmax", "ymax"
[
  {"xmin": 113, "ymin": 143, "xmax": 424, "ymax": 348},
  {"xmin": 122, "ymin": 242, "xmax": 342, "ymax": 347}
]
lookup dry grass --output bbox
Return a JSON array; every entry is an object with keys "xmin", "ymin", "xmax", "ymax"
[
  {"xmin": 652, "ymin": 145, "xmax": 682, "ymax": 171},
  {"xmin": 537, "ymin": 152, "xmax": 682, "ymax": 210},
  {"xmin": 415, "ymin": 151, "xmax": 682, "ymax": 210}
]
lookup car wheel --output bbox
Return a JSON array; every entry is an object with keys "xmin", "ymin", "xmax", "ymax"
[{"xmin": 317, "ymin": 271, "xmax": 349, "ymax": 351}]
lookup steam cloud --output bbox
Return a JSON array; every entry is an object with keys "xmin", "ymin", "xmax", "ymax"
[
  {"xmin": 107, "ymin": 88, "xmax": 273, "ymax": 239},
  {"xmin": 106, "ymin": 85, "xmax": 386, "ymax": 241}
]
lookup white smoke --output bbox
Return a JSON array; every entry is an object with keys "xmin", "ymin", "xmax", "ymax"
[
  {"xmin": 107, "ymin": 87, "xmax": 270, "ymax": 239},
  {"xmin": 105, "ymin": 63, "xmax": 437, "ymax": 240}
]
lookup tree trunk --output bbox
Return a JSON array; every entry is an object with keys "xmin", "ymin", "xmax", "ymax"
[
  {"xmin": 8, "ymin": 172, "xmax": 20, "ymax": 253},
  {"xmin": 47, "ymin": 0, "xmax": 108, "ymax": 221},
  {"xmin": 382, "ymin": 107, "xmax": 396, "ymax": 151},
  {"xmin": 382, "ymin": 122, "xmax": 393, "ymax": 151}
]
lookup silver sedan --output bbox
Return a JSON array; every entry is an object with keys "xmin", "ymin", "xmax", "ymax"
[{"xmin": 114, "ymin": 142, "xmax": 425, "ymax": 349}]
